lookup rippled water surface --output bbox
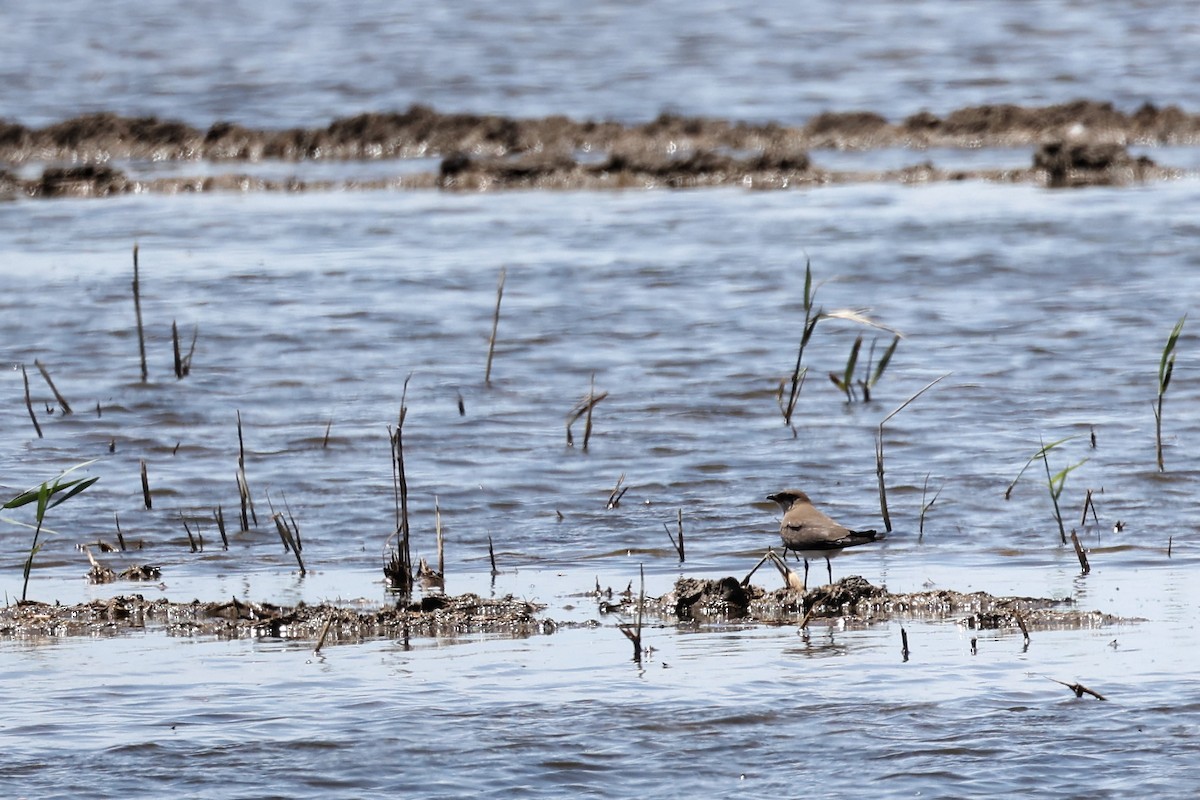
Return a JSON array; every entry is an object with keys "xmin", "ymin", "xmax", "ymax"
[
  {"xmin": 3, "ymin": 0, "xmax": 1200, "ymax": 126},
  {"xmin": 3, "ymin": 181, "xmax": 1200, "ymax": 798},
  {"xmin": 4, "ymin": 2, "xmax": 1200, "ymax": 798}
]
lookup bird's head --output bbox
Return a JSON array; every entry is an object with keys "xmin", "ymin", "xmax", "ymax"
[{"xmin": 767, "ymin": 489, "xmax": 812, "ymax": 510}]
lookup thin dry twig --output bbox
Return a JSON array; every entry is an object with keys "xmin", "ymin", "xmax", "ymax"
[
  {"xmin": 485, "ymin": 267, "xmax": 506, "ymax": 386},
  {"xmin": 21, "ymin": 365, "xmax": 43, "ymax": 439},
  {"xmin": 1044, "ymin": 676, "xmax": 1107, "ymax": 701},
  {"xmin": 1070, "ymin": 530, "xmax": 1091, "ymax": 574},
  {"xmin": 607, "ymin": 473, "xmax": 629, "ymax": 509},
  {"xmin": 133, "ymin": 244, "xmax": 147, "ymax": 382},
  {"xmin": 34, "ymin": 360, "xmax": 72, "ymax": 415}
]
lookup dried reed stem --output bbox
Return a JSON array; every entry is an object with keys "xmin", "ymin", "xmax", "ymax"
[
  {"xmin": 114, "ymin": 512, "xmax": 126, "ymax": 551},
  {"xmin": 314, "ymin": 612, "xmax": 335, "ymax": 653},
  {"xmin": 617, "ymin": 564, "xmax": 646, "ymax": 663},
  {"xmin": 34, "ymin": 360, "xmax": 72, "ymax": 414},
  {"xmin": 663, "ymin": 508, "xmax": 685, "ymax": 562},
  {"xmin": 1014, "ymin": 611, "xmax": 1031, "ymax": 645},
  {"xmin": 435, "ymin": 495, "xmax": 444, "ymax": 577},
  {"xmin": 1070, "ymin": 530, "xmax": 1091, "ymax": 574},
  {"xmin": 181, "ymin": 513, "xmax": 198, "ymax": 553},
  {"xmin": 901, "ymin": 627, "xmax": 910, "ymax": 662},
  {"xmin": 140, "ymin": 460, "xmax": 152, "ymax": 509},
  {"xmin": 172, "ymin": 321, "xmax": 182, "ymax": 379},
  {"xmin": 21, "ymin": 365, "xmax": 43, "ymax": 439},
  {"xmin": 488, "ymin": 534, "xmax": 499, "ymax": 576},
  {"xmin": 566, "ymin": 386, "xmax": 609, "ymax": 446},
  {"xmin": 385, "ymin": 377, "xmax": 413, "ymax": 596},
  {"xmin": 1080, "ymin": 489, "xmax": 1099, "ymax": 526},
  {"xmin": 607, "ymin": 473, "xmax": 629, "ymax": 509},
  {"xmin": 273, "ymin": 513, "xmax": 306, "ymax": 574},
  {"xmin": 133, "ymin": 244, "xmax": 147, "ymax": 382},
  {"xmin": 215, "ymin": 505, "xmax": 228, "ymax": 550},
  {"xmin": 235, "ymin": 410, "xmax": 257, "ymax": 529},
  {"xmin": 485, "ymin": 267, "xmax": 506, "ymax": 386},
  {"xmin": 1045, "ymin": 676, "xmax": 1107, "ymax": 701}
]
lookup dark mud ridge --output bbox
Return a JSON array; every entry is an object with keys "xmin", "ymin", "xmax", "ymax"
[
  {"xmin": 0, "ymin": 576, "xmax": 1128, "ymax": 644},
  {"xmin": 1, "ymin": 100, "xmax": 1195, "ymax": 198}
]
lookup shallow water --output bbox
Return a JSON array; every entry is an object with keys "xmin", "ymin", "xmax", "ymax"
[
  {"xmin": 3, "ymin": 180, "xmax": 1200, "ymax": 798},
  {"xmin": 3, "ymin": 0, "xmax": 1199, "ymax": 127},
  {"xmin": 5, "ymin": 1, "xmax": 1200, "ymax": 797}
]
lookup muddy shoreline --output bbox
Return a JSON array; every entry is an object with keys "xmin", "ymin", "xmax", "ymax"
[
  {"xmin": 0, "ymin": 576, "xmax": 1128, "ymax": 645},
  {"xmin": 1, "ymin": 100, "xmax": 1196, "ymax": 198}
]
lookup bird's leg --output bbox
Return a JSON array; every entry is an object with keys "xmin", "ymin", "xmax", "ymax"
[
  {"xmin": 803, "ymin": 559, "xmax": 810, "ymax": 587},
  {"xmin": 825, "ymin": 557, "xmax": 833, "ymax": 586}
]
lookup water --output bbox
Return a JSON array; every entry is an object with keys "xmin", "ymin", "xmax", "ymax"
[
  {"xmin": 4, "ymin": 2, "xmax": 1200, "ymax": 797},
  {"xmin": 2, "ymin": 0, "xmax": 1199, "ymax": 128}
]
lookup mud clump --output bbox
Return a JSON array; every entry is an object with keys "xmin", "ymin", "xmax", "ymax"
[
  {"xmin": 0, "ymin": 100, "xmax": 1194, "ymax": 197},
  {"xmin": 37, "ymin": 164, "xmax": 129, "ymax": 197},
  {"xmin": 1033, "ymin": 140, "xmax": 1156, "ymax": 187},
  {"xmin": 652, "ymin": 575, "xmax": 1127, "ymax": 632},
  {"xmin": 0, "ymin": 592, "xmax": 553, "ymax": 644}
]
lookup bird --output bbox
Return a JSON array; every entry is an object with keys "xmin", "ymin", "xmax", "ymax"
[{"xmin": 766, "ymin": 489, "xmax": 879, "ymax": 587}]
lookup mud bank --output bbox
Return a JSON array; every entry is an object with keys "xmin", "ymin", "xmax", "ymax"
[
  {"xmin": 0, "ymin": 576, "xmax": 1127, "ymax": 645},
  {"xmin": 0, "ymin": 100, "xmax": 1193, "ymax": 198}
]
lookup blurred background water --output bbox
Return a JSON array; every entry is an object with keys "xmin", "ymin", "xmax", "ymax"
[{"xmin": 2, "ymin": 2, "xmax": 1200, "ymax": 798}]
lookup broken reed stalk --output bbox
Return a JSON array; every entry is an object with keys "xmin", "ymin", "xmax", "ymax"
[
  {"xmin": 617, "ymin": 564, "xmax": 646, "ymax": 663},
  {"xmin": 607, "ymin": 473, "xmax": 629, "ymax": 509},
  {"xmin": 901, "ymin": 627, "xmax": 910, "ymax": 662},
  {"xmin": 114, "ymin": 512, "xmax": 126, "ymax": 551},
  {"xmin": 1045, "ymin": 676, "xmax": 1107, "ymax": 701},
  {"xmin": 1014, "ymin": 611, "xmax": 1031, "ymax": 645},
  {"xmin": 273, "ymin": 513, "xmax": 306, "ymax": 574},
  {"xmin": 214, "ymin": 506, "xmax": 228, "ymax": 549},
  {"xmin": 34, "ymin": 360, "xmax": 72, "ymax": 415},
  {"xmin": 21, "ymin": 365, "xmax": 43, "ymax": 439},
  {"xmin": 140, "ymin": 460, "xmax": 152, "ymax": 509},
  {"xmin": 282, "ymin": 492, "xmax": 302, "ymax": 552},
  {"xmin": 798, "ymin": 588, "xmax": 832, "ymax": 630},
  {"xmin": 583, "ymin": 373, "xmax": 596, "ymax": 450},
  {"xmin": 875, "ymin": 374, "xmax": 949, "ymax": 532},
  {"xmin": 132, "ymin": 244, "xmax": 147, "ymax": 383},
  {"xmin": 565, "ymin": 387, "xmax": 609, "ymax": 447},
  {"xmin": 322, "ymin": 418, "xmax": 333, "ymax": 449},
  {"xmin": 314, "ymin": 612, "xmax": 335, "ymax": 653},
  {"xmin": 1080, "ymin": 489, "xmax": 1099, "ymax": 526},
  {"xmin": 488, "ymin": 534, "xmax": 499, "ymax": 576},
  {"xmin": 485, "ymin": 267, "xmax": 506, "ymax": 386},
  {"xmin": 435, "ymin": 495, "xmax": 444, "ymax": 577},
  {"xmin": 182, "ymin": 325, "xmax": 197, "ymax": 376},
  {"xmin": 1070, "ymin": 530, "xmax": 1091, "ymax": 574},
  {"xmin": 172, "ymin": 321, "xmax": 182, "ymax": 379},
  {"xmin": 180, "ymin": 513, "xmax": 198, "ymax": 553},
  {"xmin": 1154, "ymin": 315, "xmax": 1185, "ymax": 472},
  {"xmin": 386, "ymin": 376, "xmax": 413, "ymax": 596},
  {"xmin": 662, "ymin": 508, "xmax": 685, "ymax": 562}
]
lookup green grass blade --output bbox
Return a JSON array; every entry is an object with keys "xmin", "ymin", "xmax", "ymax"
[
  {"xmin": 1159, "ymin": 315, "xmax": 1186, "ymax": 391},
  {"xmin": 843, "ymin": 335, "xmax": 863, "ymax": 393},
  {"xmin": 871, "ymin": 335, "xmax": 901, "ymax": 386},
  {"xmin": 45, "ymin": 476, "xmax": 100, "ymax": 511}
]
